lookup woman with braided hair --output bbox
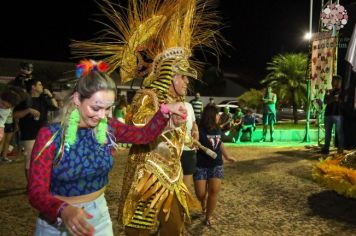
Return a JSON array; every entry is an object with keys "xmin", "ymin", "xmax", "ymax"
[{"xmin": 27, "ymin": 59, "xmax": 186, "ymax": 236}]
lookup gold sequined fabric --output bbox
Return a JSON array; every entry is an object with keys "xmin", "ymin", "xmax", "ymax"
[{"xmin": 118, "ymin": 90, "xmax": 190, "ymax": 231}]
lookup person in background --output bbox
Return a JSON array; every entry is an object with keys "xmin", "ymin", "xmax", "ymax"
[
  {"xmin": 13, "ymin": 79, "xmax": 59, "ymax": 181},
  {"xmin": 194, "ymin": 105, "xmax": 235, "ymax": 226},
  {"xmin": 260, "ymin": 86, "xmax": 277, "ymax": 142},
  {"xmin": 321, "ymin": 75, "xmax": 344, "ymax": 155},
  {"xmin": 10, "ymin": 62, "xmax": 34, "ymax": 161},
  {"xmin": 27, "ymin": 59, "xmax": 186, "ymax": 236},
  {"xmin": 11, "ymin": 62, "xmax": 34, "ymax": 89},
  {"xmin": 219, "ymin": 106, "xmax": 232, "ymax": 133},
  {"xmin": 181, "ymin": 101, "xmax": 199, "ymax": 190},
  {"xmin": 190, "ymin": 92, "xmax": 203, "ymax": 124},
  {"xmin": 231, "ymin": 107, "xmax": 243, "ymax": 143},
  {"xmin": 113, "ymin": 94, "xmax": 128, "ymax": 123},
  {"xmin": 208, "ymin": 97, "xmax": 215, "ymax": 106},
  {"xmin": 0, "ymin": 86, "xmax": 28, "ymax": 162},
  {"xmin": 113, "ymin": 94, "xmax": 129, "ymax": 148},
  {"xmin": 238, "ymin": 108, "xmax": 256, "ymax": 142}
]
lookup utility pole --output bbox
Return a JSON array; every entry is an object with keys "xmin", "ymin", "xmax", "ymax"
[{"xmin": 303, "ymin": 0, "xmax": 313, "ymax": 142}]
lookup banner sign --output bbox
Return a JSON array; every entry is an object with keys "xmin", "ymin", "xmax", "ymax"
[{"xmin": 310, "ymin": 32, "xmax": 336, "ymax": 112}]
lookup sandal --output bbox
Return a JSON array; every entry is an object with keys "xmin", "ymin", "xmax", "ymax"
[{"xmin": 205, "ymin": 217, "xmax": 213, "ymax": 226}]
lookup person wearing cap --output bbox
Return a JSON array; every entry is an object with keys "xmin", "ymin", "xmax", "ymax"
[{"xmin": 11, "ymin": 62, "xmax": 34, "ymax": 89}]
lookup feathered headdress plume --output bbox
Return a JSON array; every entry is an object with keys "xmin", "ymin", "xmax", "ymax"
[{"xmin": 70, "ymin": 0, "xmax": 226, "ymax": 85}]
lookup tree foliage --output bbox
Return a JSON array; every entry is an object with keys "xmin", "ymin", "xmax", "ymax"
[
  {"xmin": 237, "ymin": 88, "xmax": 264, "ymax": 111},
  {"xmin": 261, "ymin": 53, "xmax": 308, "ymax": 123}
]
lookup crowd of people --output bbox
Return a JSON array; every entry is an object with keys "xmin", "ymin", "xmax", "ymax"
[
  {"xmin": 1, "ymin": 0, "xmax": 239, "ymax": 235},
  {"xmin": 12, "ymin": 58, "xmax": 236, "ymax": 235},
  {"xmin": 1, "ymin": 0, "xmax": 346, "ymax": 236}
]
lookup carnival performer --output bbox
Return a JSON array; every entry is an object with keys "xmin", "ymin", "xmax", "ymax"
[
  {"xmin": 27, "ymin": 59, "xmax": 186, "ymax": 236},
  {"xmin": 70, "ymin": 0, "xmax": 225, "ymax": 234}
]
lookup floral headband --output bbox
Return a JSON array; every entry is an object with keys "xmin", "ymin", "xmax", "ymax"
[{"xmin": 76, "ymin": 59, "xmax": 109, "ymax": 79}]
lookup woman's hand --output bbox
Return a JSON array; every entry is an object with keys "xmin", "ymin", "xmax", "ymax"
[
  {"xmin": 61, "ymin": 204, "xmax": 95, "ymax": 236},
  {"xmin": 224, "ymin": 156, "xmax": 236, "ymax": 163}
]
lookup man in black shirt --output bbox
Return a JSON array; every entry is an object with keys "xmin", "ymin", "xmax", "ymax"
[
  {"xmin": 321, "ymin": 75, "xmax": 344, "ymax": 155},
  {"xmin": 13, "ymin": 79, "xmax": 58, "ymax": 181}
]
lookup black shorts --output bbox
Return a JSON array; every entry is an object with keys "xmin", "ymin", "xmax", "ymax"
[
  {"xmin": 181, "ymin": 150, "xmax": 197, "ymax": 175},
  {"xmin": 4, "ymin": 123, "xmax": 15, "ymax": 133}
]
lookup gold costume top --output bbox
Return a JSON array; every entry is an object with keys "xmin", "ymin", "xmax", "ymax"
[{"xmin": 119, "ymin": 89, "xmax": 189, "ymax": 230}]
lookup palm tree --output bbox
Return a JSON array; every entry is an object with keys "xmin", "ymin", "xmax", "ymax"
[{"xmin": 261, "ymin": 53, "xmax": 308, "ymax": 124}]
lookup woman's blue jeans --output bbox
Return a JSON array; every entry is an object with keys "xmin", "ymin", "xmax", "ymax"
[{"xmin": 34, "ymin": 194, "xmax": 113, "ymax": 236}]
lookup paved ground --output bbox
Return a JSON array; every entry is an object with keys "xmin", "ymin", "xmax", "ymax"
[{"xmin": 1, "ymin": 143, "xmax": 356, "ymax": 235}]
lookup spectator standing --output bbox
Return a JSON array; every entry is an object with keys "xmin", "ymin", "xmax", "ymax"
[
  {"xmin": 0, "ymin": 86, "xmax": 28, "ymax": 162},
  {"xmin": 260, "ymin": 86, "xmax": 277, "ymax": 142},
  {"xmin": 13, "ymin": 79, "xmax": 59, "ymax": 181},
  {"xmin": 190, "ymin": 92, "xmax": 203, "ymax": 124},
  {"xmin": 208, "ymin": 97, "xmax": 215, "ymax": 106},
  {"xmin": 321, "ymin": 75, "xmax": 344, "ymax": 154},
  {"xmin": 194, "ymin": 105, "xmax": 235, "ymax": 226}
]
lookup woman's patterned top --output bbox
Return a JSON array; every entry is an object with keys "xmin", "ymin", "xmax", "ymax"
[{"xmin": 27, "ymin": 110, "xmax": 168, "ymax": 223}]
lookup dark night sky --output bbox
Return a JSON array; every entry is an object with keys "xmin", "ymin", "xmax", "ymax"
[{"xmin": 1, "ymin": 0, "xmax": 354, "ymax": 86}]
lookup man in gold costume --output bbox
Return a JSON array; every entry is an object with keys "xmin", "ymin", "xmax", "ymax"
[
  {"xmin": 122, "ymin": 49, "xmax": 197, "ymax": 235},
  {"xmin": 70, "ymin": 0, "xmax": 225, "ymax": 234}
]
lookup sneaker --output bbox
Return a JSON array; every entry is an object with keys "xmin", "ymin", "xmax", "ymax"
[{"xmin": 1, "ymin": 157, "xmax": 12, "ymax": 163}]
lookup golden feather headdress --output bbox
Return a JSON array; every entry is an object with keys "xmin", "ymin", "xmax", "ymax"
[{"xmin": 70, "ymin": 0, "xmax": 225, "ymax": 86}]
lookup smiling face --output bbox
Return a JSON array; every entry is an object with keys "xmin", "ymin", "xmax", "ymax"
[
  {"xmin": 169, "ymin": 74, "xmax": 189, "ymax": 97},
  {"xmin": 74, "ymin": 90, "xmax": 115, "ymax": 128}
]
